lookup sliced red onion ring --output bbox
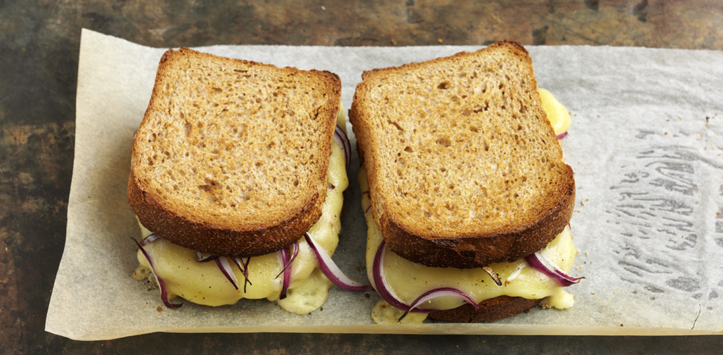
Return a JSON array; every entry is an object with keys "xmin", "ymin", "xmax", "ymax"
[
  {"xmin": 373, "ymin": 240, "xmax": 481, "ymax": 321},
  {"xmin": 557, "ymin": 131, "xmax": 568, "ymax": 140},
  {"xmin": 277, "ymin": 249, "xmax": 290, "ymax": 299},
  {"xmin": 372, "ymin": 240, "xmax": 434, "ymax": 313},
  {"xmin": 282, "ymin": 243, "xmax": 300, "ymax": 298},
  {"xmin": 131, "ymin": 238, "xmax": 181, "ymax": 309},
  {"xmin": 333, "ymin": 125, "xmax": 351, "ymax": 171},
  {"xmin": 142, "ymin": 233, "xmax": 160, "ymax": 245},
  {"xmin": 525, "ymin": 251, "xmax": 583, "ymax": 287},
  {"xmin": 399, "ymin": 287, "xmax": 479, "ymax": 321},
  {"xmin": 215, "ymin": 256, "xmax": 239, "ymax": 290},
  {"xmin": 275, "ymin": 242, "xmax": 299, "ymax": 279},
  {"xmin": 232, "ymin": 257, "xmax": 245, "ymax": 274},
  {"xmin": 194, "ymin": 251, "xmax": 218, "ymax": 262},
  {"xmin": 305, "ymin": 232, "xmax": 372, "ymax": 292}
]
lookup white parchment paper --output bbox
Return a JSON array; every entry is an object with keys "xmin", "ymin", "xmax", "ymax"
[{"xmin": 46, "ymin": 29, "xmax": 723, "ymax": 340}]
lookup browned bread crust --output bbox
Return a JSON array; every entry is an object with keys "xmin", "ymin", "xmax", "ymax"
[
  {"xmin": 128, "ymin": 48, "xmax": 341, "ymax": 257},
  {"xmin": 428, "ymin": 295, "xmax": 543, "ymax": 323},
  {"xmin": 350, "ymin": 40, "xmax": 575, "ymax": 268}
]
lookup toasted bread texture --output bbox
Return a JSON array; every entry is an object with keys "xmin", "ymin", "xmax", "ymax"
[
  {"xmin": 128, "ymin": 48, "xmax": 341, "ymax": 257},
  {"xmin": 428, "ymin": 295, "xmax": 543, "ymax": 323},
  {"xmin": 350, "ymin": 40, "xmax": 575, "ymax": 268}
]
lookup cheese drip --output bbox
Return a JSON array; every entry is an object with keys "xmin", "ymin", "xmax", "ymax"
[
  {"xmin": 136, "ymin": 139, "xmax": 348, "ymax": 314},
  {"xmin": 362, "ymin": 90, "xmax": 577, "ymax": 323},
  {"xmin": 537, "ymin": 88, "xmax": 571, "ymax": 135}
]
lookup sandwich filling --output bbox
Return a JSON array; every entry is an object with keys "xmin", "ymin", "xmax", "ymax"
[
  {"xmin": 360, "ymin": 170, "xmax": 576, "ymax": 324},
  {"xmin": 361, "ymin": 89, "xmax": 577, "ymax": 324},
  {"xmin": 134, "ymin": 113, "xmax": 349, "ymax": 314}
]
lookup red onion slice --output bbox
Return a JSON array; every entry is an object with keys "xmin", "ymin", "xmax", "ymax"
[
  {"xmin": 280, "ymin": 243, "xmax": 300, "ymax": 299},
  {"xmin": 373, "ymin": 240, "xmax": 482, "ymax": 321},
  {"xmin": 232, "ymin": 257, "xmax": 245, "ymax": 274},
  {"xmin": 195, "ymin": 251, "xmax": 218, "ymax": 262},
  {"xmin": 131, "ymin": 238, "xmax": 181, "ymax": 309},
  {"xmin": 305, "ymin": 232, "xmax": 372, "ymax": 292},
  {"xmin": 275, "ymin": 242, "xmax": 300, "ymax": 279},
  {"xmin": 215, "ymin": 256, "xmax": 239, "ymax": 290},
  {"xmin": 372, "ymin": 240, "xmax": 434, "ymax": 313},
  {"xmin": 276, "ymin": 246, "xmax": 295, "ymax": 300},
  {"xmin": 277, "ymin": 249, "xmax": 289, "ymax": 299},
  {"xmin": 333, "ymin": 125, "xmax": 351, "ymax": 171},
  {"xmin": 557, "ymin": 131, "xmax": 568, "ymax": 140},
  {"xmin": 142, "ymin": 233, "xmax": 161, "ymax": 245},
  {"xmin": 525, "ymin": 252, "xmax": 583, "ymax": 287},
  {"xmin": 399, "ymin": 287, "xmax": 479, "ymax": 321}
]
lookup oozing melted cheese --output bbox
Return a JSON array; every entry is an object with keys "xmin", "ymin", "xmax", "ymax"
[
  {"xmin": 538, "ymin": 88, "xmax": 571, "ymax": 135},
  {"xmin": 137, "ymin": 139, "xmax": 348, "ymax": 314},
  {"xmin": 360, "ymin": 170, "xmax": 577, "ymax": 323},
  {"xmin": 362, "ymin": 90, "xmax": 577, "ymax": 323}
]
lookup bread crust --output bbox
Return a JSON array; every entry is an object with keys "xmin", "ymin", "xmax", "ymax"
[
  {"xmin": 351, "ymin": 40, "xmax": 575, "ymax": 268},
  {"xmin": 428, "ymin": 295, "xmax": 543, "ymax": 323},
  {"xmin": 379, "ymin": 169, "xmax": 574, "ymax": 268},
  {"xmin": 128, "ymin": 48, "xmax": 341, "ymax": 257},
  {"xmin": 128, "ymin": 170, "xmax": 324, "ymax": 257}
]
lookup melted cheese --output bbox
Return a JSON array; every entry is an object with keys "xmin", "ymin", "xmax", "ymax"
[
  {"xmin": 538, "ymin": 88, "xmax": 571, "ymax": 135},
  {"xmin": 137, "ymin": 139, "xmax": 348, "ymax": 314},
  {"xmin": 360, "ymin": 170, "xmax": 576, "ymax": 323},
  {"xmin": 360, "ymin": 91, "xmax": 577, "ymax": 323}
]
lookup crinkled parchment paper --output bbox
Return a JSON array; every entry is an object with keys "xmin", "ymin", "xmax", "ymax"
[{"xmin": 46, "ymin": 29, "xmax": 723, "ymax": 340}]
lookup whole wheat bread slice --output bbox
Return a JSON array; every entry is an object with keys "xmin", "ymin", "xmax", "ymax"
[
  {"xmin": 428, "ymin": 295, "xmax": 543, "ymax": 323},
  {"xmin": 350, "ymin": 40, "xmax": 575, "ymax": 268},
  {"xmin": 128, "ymin": 48, "xmax": 341, "ymax": 257}
]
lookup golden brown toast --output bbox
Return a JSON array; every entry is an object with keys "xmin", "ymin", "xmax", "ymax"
[
  {"xmin": 128, "ymin": 48, "xmax": 341, "ymax": 257},
  {"xmin": 350, "ymin": 40, "xmax": 575, "ymax": 268}
]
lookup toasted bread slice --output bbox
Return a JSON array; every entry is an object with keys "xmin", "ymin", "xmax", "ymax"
[
  {"xmin": 350, "ymin": 40, "xmax": 575, "ymax": 268},
  {"xmin": 428, "ymin": 296, "xmax": 543, "ymax": 323},
  {"xmin": 128, "ymin": 48, "xmax": 341, "ymax": 257}
]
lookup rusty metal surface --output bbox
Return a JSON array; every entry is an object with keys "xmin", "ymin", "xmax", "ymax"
[{"xmin": 1, "ymin": 0, "xmax": 723, "ymax": 354}]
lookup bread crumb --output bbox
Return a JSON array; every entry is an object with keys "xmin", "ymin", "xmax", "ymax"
[
  {"xmin": 678, "ymin": 115, "xmax": 683, "ymax": 119},
  {"xmin": 157, "ymin": 307, "xmax": 163, "ymax": 312},
  {"xmin": 391, "ymin": 39, "xmax": 397, "ymax": 45},
  {"xmin": 437, "ymin": 38, "xmax": 444, "ymax": 43},
  {"xmin": 580, "ymin": 201, "xmax": 585, "ymax": 206},
  {"xmin": 585, "ymin": 251, "xmax": 589, "ymax": 257},
  {"xmin": 591, "ymin": 292, "xmax": 595, "ymax": 295}
]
